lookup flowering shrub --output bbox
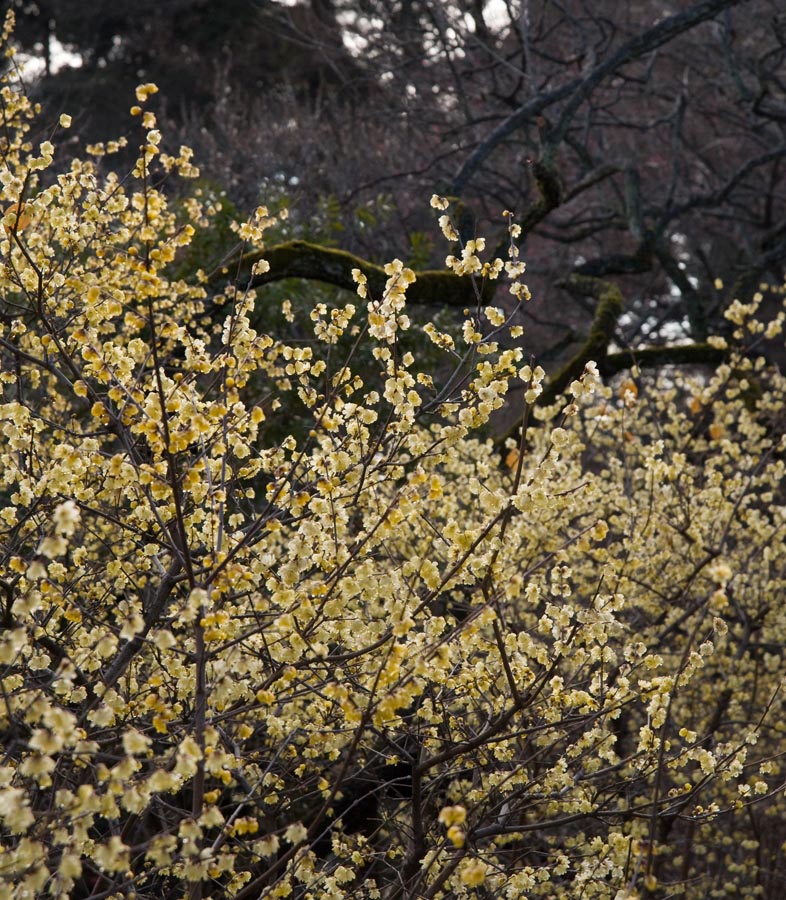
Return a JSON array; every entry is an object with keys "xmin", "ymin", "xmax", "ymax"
[{"xmin": 2, "ymin": 17, "xmax": 786, "ymax": 900}]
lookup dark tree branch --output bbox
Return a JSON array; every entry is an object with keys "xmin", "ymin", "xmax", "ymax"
[
  {"xmin": 574, "ymin": 246, "xmax": 653, "ymax": 277},
  {"xmin": 517, "ymin": 159, "xmax": 563, "ymax": 237},
  {"xmin": 452, "ymin": 0, "xmax": 750, "ymax": 194},
  {"xmin": 601, "ymin": 343, "xmax": 728, "ymax": 378},
  {"xmin": 220, "ymin": 240, "xmax": 495, "ymax": 307},
  {"xmin": 660, "ymin": 143, "xmax": 786, "ymax": 228},
  {"xmin": 498, "ymin": 274, "xmax": 624, "ymax": 445},
  {"xmin": 654, "ymin": 240, "xmax": 709, "ymax": 341},
  {"xmin": 540, "ymin": 274, "xmax": 624, "ymax": 404},
  {"xmin": 544, "ymin": 0, "xmax": 750, "ymax": 163},
  {"xmin": 451, "ymin": 78, "xmax": 582, "ymax": 195}
]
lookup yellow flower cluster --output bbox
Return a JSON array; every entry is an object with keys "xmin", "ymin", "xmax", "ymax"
[{"xmin": 1, "ymin": 18, "xmax": 786, "ymax": 899}]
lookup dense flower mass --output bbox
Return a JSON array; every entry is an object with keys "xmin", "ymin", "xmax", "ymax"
[{"xmin": 2, "ymin": 14, "xmax": 786, "ymax": 900}]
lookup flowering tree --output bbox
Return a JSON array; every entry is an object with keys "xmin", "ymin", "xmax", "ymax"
[{"xmin": 2, "ymin": 15, "xmax": 786, "ymax": 900}]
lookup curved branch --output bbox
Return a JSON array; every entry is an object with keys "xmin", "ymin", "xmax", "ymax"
[
  {"xmin": 660, "ymin": 143, "xmax": 786, "ymax": 228},
  {"xmin": 451, "ymin": 83, "xmax": 582, "ymax": 195},
  {"xmin": 498, "ymin": 339, "xmax": 728, "ymax": 449},
  {"xmin": 224, "ymin": 240, "xmax": 495, "ymax": 307},
  {"xmin": 452, "ymin": 0, "xmax": 749, "ymax": 193},
  {"xmin": 539, "ymin": 274, "xmax": 625, "ymax": 406},
  {"xmin": 574, "ymin": 246, "xmax": 653, "ymax": 277},
  {"xmin": 543, "ymin": 0, "xmax": 748, "ymax": 163},
  {"xmin": 491, "ymin": 161, "xmax": 564, "ymax": 260},
  {"xmin": 497, "ymin": 274, "xmax": 623, "ymax": 446},
  {"xmin": 601, "ymin": 343, "xmax": 728, "ymax": 377},
  {"xmin": 517, "ymin": 160, "xmax": 563, "ymax": 237}
]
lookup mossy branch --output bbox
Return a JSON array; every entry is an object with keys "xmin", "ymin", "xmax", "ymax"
[
  {"xmin": 490, "ymin": 161, "xmax": 563, "ymax": 261},
  {"xmin": 601, "ymin": 343, "xmax": 728, "ymax": 377},
  {"xmin": 217, "ymin": 240, "xmax": 495, "ymax": 307},
  {"xmin": 498, "ymin": 272, "xmax": 730, "ymax": 447},
  {"xmin": 538, "ymin": 274, "xmax": 624, "ymax": 407},
  {"xmin": 497, "ymin": 274, "xmax": 623, "ymax": 446},
  {"xmin": 554, "ymin": 279, "xmax": 728, "ymax": 384},
  {"xmin": 518, "ymin": 161, "xmax": 563, "ymax": 238}
]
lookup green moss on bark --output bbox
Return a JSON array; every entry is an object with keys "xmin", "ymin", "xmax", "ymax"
[{"xmin": 226, "ymin": 240, "xmax": 495, "ymax": 307}]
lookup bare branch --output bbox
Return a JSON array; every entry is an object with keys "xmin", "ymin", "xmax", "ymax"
[{"xmin": 452, "ymin": 0, "xmax": 750, "ymax": 194}]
